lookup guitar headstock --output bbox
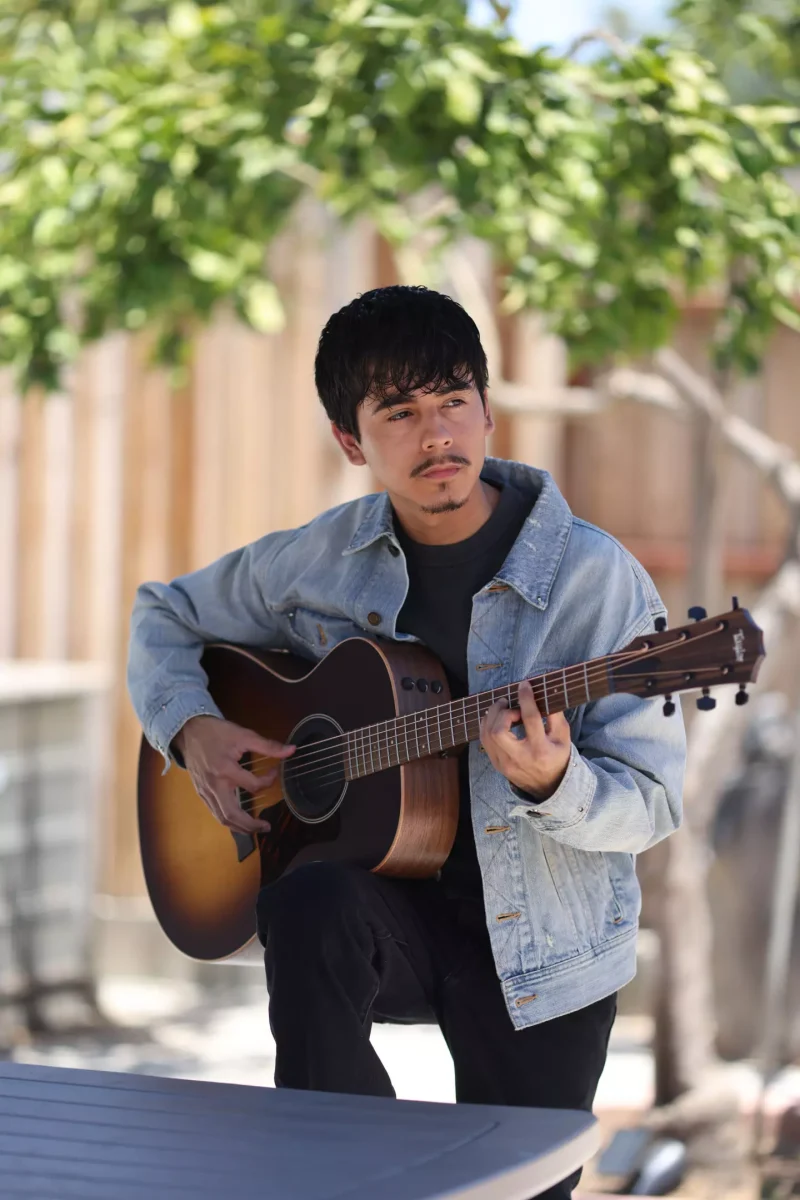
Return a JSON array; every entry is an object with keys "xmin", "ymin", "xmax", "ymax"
[{"xmin": 612, "ymin": 599, "xmax": 765, "ymax": 713}]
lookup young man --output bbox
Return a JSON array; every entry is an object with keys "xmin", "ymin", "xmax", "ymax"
[{"xmin": 128, "ymin": 285, "xmax": 686, "ymax": 1199}]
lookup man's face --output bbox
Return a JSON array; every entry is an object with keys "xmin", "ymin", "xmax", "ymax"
[{"xmin": 332, "ymin": 381, "xmax": 495, "ymax": 516}]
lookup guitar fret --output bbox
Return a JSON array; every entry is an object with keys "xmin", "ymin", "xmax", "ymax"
[{"xmin": 349, "ymin": 653, "xmax": 622, "ymax": 777}]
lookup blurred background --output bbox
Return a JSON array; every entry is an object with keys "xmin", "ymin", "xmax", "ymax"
[{"xmin": 1, "ymin": 1, "xmax": 800, "ymax": 1196}]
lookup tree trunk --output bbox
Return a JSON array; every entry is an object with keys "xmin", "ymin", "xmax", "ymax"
[{"xmin": 651, "ymin": 370, "xmax": 730, "ymax": 1103}]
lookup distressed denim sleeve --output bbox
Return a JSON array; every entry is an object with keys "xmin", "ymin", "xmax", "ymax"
[
  {"xmin": 127, "ymin": 530, "xmax": 297, "ymax": 772},
  {"xmin": 507, "ymin": 613, "xmax": 686, "ymax": 853}
]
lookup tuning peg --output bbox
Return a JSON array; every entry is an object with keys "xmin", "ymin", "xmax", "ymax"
[
  {"xmin": 697, "ymin": 687, "xmax": 716, "ymax": 711},
  {"xmin": 663, "ymin": 694, "xmax": 676, "ymax": 717},
  {"xmin": 735, "ymin": 685, "xmax": 749, "ymax": 706},
  {"xmin": 688, "ymin": 606, "xmax": 707, "ymax": 622},
  {"xmin": 654, "ymin": 617, "xmax": 667, "ymax": 632},
  {"xmin": 732, "ymin": 596, "xmax": 740, "ymax": 610}
]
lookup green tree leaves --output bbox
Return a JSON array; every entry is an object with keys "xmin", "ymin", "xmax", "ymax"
[{"xmin": 0, "ymin": 0, "xmax": 797, "ymax": 394}]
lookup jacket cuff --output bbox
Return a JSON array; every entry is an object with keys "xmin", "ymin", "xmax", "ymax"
[
  {"xmin": 507, "ymin": 742, "xmax": 596, "ymax": 829},
  {"xmin": 145, "ymin": 689, "xmax": 224, "ymax": 775}
]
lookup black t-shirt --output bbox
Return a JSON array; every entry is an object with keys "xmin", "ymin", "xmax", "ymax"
[{"xmin": 393, "ymin": 478, "xmax": 532, "ymax": 907}]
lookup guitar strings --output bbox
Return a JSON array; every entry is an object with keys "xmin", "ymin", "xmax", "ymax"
[
  {"xmin": 238, "ymin": 629, "xmax": 706, "ymax": 782},
  {"xmin": 236, "ymin": 664, "xmax": 727, "ymax": 803},
  {"xmin": 235, "ymin": 628, "xmax": 730, "ymax": 800},
  {"xmin": 244, "ymin": 635, "xmax": 726, "ymax": 794}
]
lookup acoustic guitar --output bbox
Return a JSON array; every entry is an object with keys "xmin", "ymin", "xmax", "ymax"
[{"xmin": 138, "ymin": 600, "xmax": 764, "ymax": 963}]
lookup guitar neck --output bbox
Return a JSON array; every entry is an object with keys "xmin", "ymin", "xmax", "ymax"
[{"xmin": 345, "ymin": 655, "xmax": 613, "ymax": 780}]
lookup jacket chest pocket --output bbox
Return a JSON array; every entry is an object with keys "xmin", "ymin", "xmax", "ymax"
[{"xmin": 285, "ymin": 606, "xmax": 364, "ymax": 656}]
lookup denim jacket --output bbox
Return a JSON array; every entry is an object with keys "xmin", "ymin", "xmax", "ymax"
[{"xmin": 128, "ymin": 457, "xmax": 685, "ymax": 1027}]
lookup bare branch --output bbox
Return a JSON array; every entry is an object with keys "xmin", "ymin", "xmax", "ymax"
[
  {"xmin": 601, "ymin": 354, "xmax": 800, "ymax": 512},
  {"xmin": 599, "ymin": 366, "xmax": 683, "ymax": 413},
  {"xmin": 490, "ymin": 382, "xmax": 600, "ymax": 415},
  {"xmin": 488, "ymin": 0, "xmax": 513, "ymax": 25},
  {"xmin": 682, "ymin": 557, "xmax": 800, "ymax": 833},
  {"xmin": 565, "ymin": 27, "xmax": 633, "ymax": 59}
]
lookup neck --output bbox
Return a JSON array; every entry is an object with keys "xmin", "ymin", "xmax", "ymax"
[{"xmin": 393, "ymin": 478, "xmax": 501, "ymax": 545}]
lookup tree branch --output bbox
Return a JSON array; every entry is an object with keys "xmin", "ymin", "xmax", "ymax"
[
  {"xmin": 565, "ymin": 27, "xmax": 633, "ymax": 59},
  {"xmin": 601, "ymin": 354, "xmax": 800, "ymax": 511}
]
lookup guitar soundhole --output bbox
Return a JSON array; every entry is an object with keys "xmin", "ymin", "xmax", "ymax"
[{"xmin": 282, "ymin": 713, "xmax": 347, "ymax": 825}]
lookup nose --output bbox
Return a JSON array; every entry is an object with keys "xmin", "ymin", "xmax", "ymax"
[{"xmin": 420, "ymin": 414, "xmax": 453, "ymax": 452}]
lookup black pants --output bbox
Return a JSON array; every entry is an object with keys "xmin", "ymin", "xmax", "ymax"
[{"xmin": 256, "ymin": 862, "xmax": 617, "ymax": 1200}]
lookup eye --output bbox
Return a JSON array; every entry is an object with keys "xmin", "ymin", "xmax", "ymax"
[{"xmin": 387, "ymin": 398, "xmax": 465, "ymax": 423}]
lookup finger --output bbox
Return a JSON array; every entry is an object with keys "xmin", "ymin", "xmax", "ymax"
[
  {"xmin": 239, "ymin": 729, "xmax": 296, "ymax": 760},
  {"xmin": 217, "ymin": 789, "xmax": 271, "ymax": 834},
  {"xmin": 481, "ymin": 699, "xmax": 512, "ymax": 738},
  {"xmin": 197, "ymin": 786, "xmax": 226, "ymax": 826},
  {"xmin": 517, "ymin": 681, "xmax": 549, "ymax": 745},
  {"xmin": 228, "ymin": 763, "xmax": 278, "ymax": 795},
  {"xmin": 543, "ymin": 710, "xmax": 571, "ymax": 741}
]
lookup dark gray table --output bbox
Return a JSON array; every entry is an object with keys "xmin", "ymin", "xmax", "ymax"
[{"xmin": 0, "ymin": 1061, "xmax": 599, "ymax": 1199}]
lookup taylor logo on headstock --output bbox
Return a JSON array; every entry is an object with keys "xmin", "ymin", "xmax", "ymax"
[{"xmin": 733, "ymin": 629, "xmax": 746, "ymax": 663}]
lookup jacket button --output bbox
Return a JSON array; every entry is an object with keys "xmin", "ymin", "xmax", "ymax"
[{"xmin": 367, "ymin": 612, "xmax": 382, "ymax": 626}]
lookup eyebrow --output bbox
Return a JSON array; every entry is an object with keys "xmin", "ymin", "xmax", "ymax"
[{"xmin": 368, "ymin": 384, "xmax": 466, "ymax": 413}]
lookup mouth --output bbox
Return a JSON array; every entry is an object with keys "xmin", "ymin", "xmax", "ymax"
[{"xmin": 420, "ymin": 465, "xmax": 462, "ymax": 480}]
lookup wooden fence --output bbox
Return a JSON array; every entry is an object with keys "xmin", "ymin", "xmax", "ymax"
[{"xmin": 0, "ymin": 209, "xmax": 797, "ymax": 900}]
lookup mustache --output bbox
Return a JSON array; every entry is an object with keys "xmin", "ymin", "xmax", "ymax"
[{"xmin": 411, "ymin": 456, "xmax": 469, "ymax": 478}]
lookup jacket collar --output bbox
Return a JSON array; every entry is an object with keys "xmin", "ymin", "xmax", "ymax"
[{"xmin": 343, "ymin": 456, "xmax": 573, "ymax": 610}]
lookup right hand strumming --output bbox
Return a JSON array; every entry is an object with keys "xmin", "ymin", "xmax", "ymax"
[{"xmin": 174, "ymin": 715, "xmax": 296, "ymax": 835}]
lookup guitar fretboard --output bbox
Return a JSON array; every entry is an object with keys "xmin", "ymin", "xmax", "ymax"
[{"xmin": 343, "ymin": 657, "xmax": 615, "ymax": 780}]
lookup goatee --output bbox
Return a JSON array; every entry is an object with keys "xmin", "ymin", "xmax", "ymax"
[{"xmin": 419, "ymin": 497, "xmax": 467, "ymax": 515}]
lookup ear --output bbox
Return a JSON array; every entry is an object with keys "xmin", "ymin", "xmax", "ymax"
[
  {"xmin": 483, "ymin": 399, "xmax": 496, "ymax": 437},
  {"xmin": 330, "ymin": 421, "xmax": 368, "ymax": 466}
]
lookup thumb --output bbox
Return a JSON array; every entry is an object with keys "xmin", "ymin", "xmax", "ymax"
[{"xmin": 243, "ymin": 731, "xmax": 296, "ymax": 760}]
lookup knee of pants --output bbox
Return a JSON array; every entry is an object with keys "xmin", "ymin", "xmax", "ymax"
[{"xmin": 256, "ymin": 861, "xmax": 366, "ymax": 949}]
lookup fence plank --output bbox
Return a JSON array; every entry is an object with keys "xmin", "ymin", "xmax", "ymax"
[
  {"xmin": 16, "ymin": 387, "xmax": 46, "ymax": 658},
  {"xmin": 507, "ymin": 312, "xmax": 566, "ymax": 480},
  {"xmin": 0, "ymin": 374, "xmax": 20, "ymax": 657},
  {"xmin": 107, "ymin": 334, "xmax": 172, "ymax": 895}
]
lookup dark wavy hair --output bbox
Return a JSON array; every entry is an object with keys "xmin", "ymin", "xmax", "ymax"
[{"xmin": 314, "ymin": 285, "xmax": 489, "ymax": 439}]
